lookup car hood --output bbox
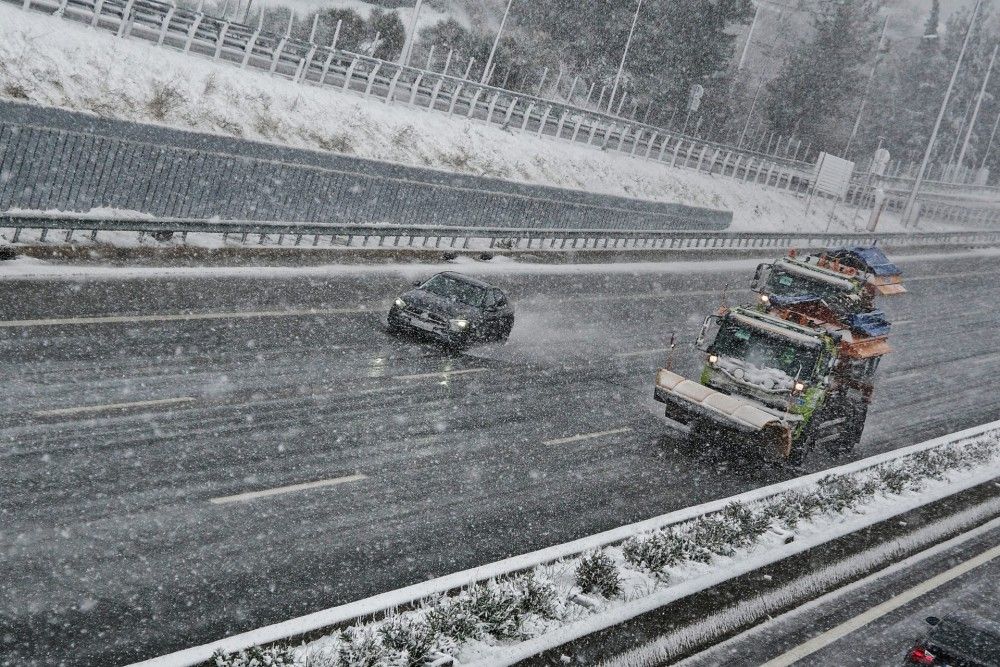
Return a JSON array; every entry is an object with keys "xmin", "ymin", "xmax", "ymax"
[{"xmin": 402, "ymin": 289, "xmax": 480, "ymax": 319}]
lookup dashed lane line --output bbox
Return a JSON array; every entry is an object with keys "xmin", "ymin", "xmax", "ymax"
[
  {"xmin": 614, "ymin": 348, "xmax": 674, "ymax": 358},
  {"xmin": 543, "ymin": 427, "xmax": 633, "ymax": 446},
  {"xmin": 392, "ymin": 368, "xmax": 490, "ymax": 381},
  {"xmin": 0, "ymin": 307, "xmax": 370, "ymax": 328},
  {"xmin": 209, "ymin": 474, "xmax": 368, "ymax": 505},
  {"xmin": 32, "ymin": 396, "xmax": 196, "ymax": 417}
]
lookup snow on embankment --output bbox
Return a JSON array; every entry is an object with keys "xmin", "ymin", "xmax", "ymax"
[{"xmin": 0, "ymin": 3, "xmax": 904, "ymax": 233}]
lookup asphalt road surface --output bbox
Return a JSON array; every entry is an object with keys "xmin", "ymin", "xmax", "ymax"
[
  {"xmin": 2, "ymin": 251, "xmax": 999, "ymax": 666},
  {"xmin": 680, "ymin": 520, "xmax": 1000, "ymax": 666}
]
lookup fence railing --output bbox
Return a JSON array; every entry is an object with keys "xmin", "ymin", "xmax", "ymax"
[
  {"xmin": 9, "ymin": 0, "xmax": 1000, "ymax": 225},
  {"xmin": 5, "ymin": 214, "xmax": 1000, "ymax": 252},
  {"xmin": 0, "ymin": 103, "xmax": 732, "ymax": 232}
]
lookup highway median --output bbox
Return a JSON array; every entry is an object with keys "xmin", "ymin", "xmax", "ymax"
[{"xmin": 134, "ymin": 419, "xmax": 1000, "ymax": 667}]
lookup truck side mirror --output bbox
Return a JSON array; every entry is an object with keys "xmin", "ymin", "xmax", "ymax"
[
  {"xmin": 751, "ymin": 262, "xmax": 771, "ymax": 292},
  {"xmin": 695, "ymin": 315, "xmax": 717, "ymax": 351}
]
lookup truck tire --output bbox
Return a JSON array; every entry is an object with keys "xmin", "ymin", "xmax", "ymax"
[{"xmin": 826, "ymin": 400, "xmax": 868, "ymax": 456}]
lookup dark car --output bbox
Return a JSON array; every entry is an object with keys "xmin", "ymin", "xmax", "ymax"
[
  {"xmin": 388, "ymin": 272, "xmax": 514, "ymax": 348},
  {"xmin": 905, "ymin": 614, "xmax": 1000, "ymax": 666}
]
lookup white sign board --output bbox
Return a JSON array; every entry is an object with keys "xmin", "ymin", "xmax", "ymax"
[
  {"xmin": 870, "ymin": 148, "xmax": 891, "ymax": 176},
  {"xmin": 813, "ymin": 152, "xmax": 855, "ymax": 199}
]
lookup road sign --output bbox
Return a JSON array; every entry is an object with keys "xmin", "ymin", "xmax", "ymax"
[{"xmin": 813, "ymin": 152, "xmax": 855, "ymax": 199}]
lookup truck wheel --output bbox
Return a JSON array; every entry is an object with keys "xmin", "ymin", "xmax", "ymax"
[{"xmin": 826, "ymin": 401, "xmax": 868, "ymax": 457}]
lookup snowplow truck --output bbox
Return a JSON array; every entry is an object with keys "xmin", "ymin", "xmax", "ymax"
[{"xmin": 654, "ymin": 247, "xmax": 903, "ymax": 463}]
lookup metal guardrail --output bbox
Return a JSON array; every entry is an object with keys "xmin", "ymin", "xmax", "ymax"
[
  {"xmin": 9, "ymin": 0, "xmax": 1000, "ymax": 225},
  {"xmin": 5, "ymin": 214, "xmax": 1000, "ymax": 252}
]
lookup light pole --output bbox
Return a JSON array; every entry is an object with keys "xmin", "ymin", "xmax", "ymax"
[
  {"xmin": 608, "ymin": 0, "xmax": 644, "ymax": 114},
  {"xmin": 482, "ymin": 0, "xmax": 515, "ymax": 84},
  {"xmin": 844, "ymin": 16, "xmax": 889, "ymax": 157},
  {"xmin": 400, "ymin": 0, "xmax": 424, "ymax": 67},
  {"xmin": 738, "ymin": 1, "xmax": 763, "ymax": 71},
  {"xmin": 956, "ymin": 43, "xmax": 998, "ymax": 179},
  {"xmin": 902, "ymin": 0, "xmax": 983, "ymax": 226}
]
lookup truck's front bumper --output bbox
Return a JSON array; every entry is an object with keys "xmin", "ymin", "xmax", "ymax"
[{"xmin": 654, "ymin": 369, "xmax": 794, "ymax": 458}]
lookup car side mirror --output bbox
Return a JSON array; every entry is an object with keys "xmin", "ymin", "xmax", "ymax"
[
  {"xmin": 926, "ymin": 616, "xmax": 940, "ymax": 626},
  {"xmin": 411, "ymin": 280, "xmax": 421, "ymax": 287}
]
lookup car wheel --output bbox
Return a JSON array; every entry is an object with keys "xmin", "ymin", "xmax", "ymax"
[{"xmin": 496, "ymin": 318, "xmax": 514, "ymax": 343}]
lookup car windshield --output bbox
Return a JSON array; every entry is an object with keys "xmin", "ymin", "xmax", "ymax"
[
  {"xmin": 421, "ymin": 274, "xmax": 487, "ymax": 307},
  {"xmin": 712, "ymin": 321, "xmax": 820, "ymax": 379}
]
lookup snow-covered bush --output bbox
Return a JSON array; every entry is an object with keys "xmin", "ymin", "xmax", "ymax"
[
  {"xmin": 377, "ymin": 616, "xmax": 438, "ymax": 667},
  {"xmin": 575, "ymin": 550, "xmax": 621, "ymax": 598},
  {"xmin": 213, "ymin": 646, "xmax": 297, "ymax": 667}
]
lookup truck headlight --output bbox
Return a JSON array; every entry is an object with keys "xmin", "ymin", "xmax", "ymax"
[
  {"xmin": 708, "ymin": 354, "xmax": 718, "ymax": 364},
  {"xmin": 449, "ymin": 318, "xmax": 469, "ymax": 332},
  {"xmin": 794, "ymin": 381, "xmax": 806, "ymax": 392},
  {"xmin": 394, "ymin": 298, "xmax": 406, "ymax": 308}
]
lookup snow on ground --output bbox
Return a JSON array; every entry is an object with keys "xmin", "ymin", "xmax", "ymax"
[
  {"xmin": 4, "ymin": 248, "xmax": 1000, "ymax": 282},
  {"xmin": 0, "ymin": 4, "xmax": 960, "ymax": 234}
]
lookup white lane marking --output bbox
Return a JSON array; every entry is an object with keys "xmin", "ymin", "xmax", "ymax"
[
  {"xmin": 32, "ymin": 396, "xmax": 196, "ymax": 417},
  {"xmin": 209, "ymin": 474, "xmax": 368, "ymax": 505},
  {"xmin": 0, "ymin": 307, "xmax": 370, "ymax": 328},
  {"xmin": 543, "ymin": 427, "xmax": 633, "ymax": 446},
  {"xmin": 760, "ymin": 542, "xmax": 1000, "ymax": 667},
  {"xmin": 392, "ymin": 367, "xmax": 489, "ymax": 381},
  {"xmin": 614, "ymin": 348, "xmax": 673, "ymax": 358}
]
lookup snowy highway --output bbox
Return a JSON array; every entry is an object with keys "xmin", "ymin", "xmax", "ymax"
[{"xmin": 2, "ymin": 252, "xmax": 1000, "ymax": 666}]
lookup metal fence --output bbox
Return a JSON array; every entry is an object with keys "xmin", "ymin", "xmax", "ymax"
[
  {"xmin": 8, "ymin": 0, "xmax": 1000, "ymax": 226},
  {"xmin": 5, "ymin": 213, "xmax": 1000, "ymax": 253},
  {"xmin": 0, "ymin": 103, "xmax": 732, "ymax": 231}
]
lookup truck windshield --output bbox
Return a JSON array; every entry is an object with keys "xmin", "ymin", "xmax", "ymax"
[
  {"xmin": 712, "ymin": 322, "xmax": 820, "ymax": 379},
  {"xmin": 421, "ymin": 275, "xmax": 487, "ymax": 307},
  {"xmin": 766, "ymin": 268, "xmax": 852, "ymax": 301}
]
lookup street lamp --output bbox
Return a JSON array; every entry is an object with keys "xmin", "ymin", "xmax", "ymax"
[
  {"xmin": 902, "ymin": 0, "xmax": 983, "ymax": 226},
  {"xmin": 400, "ymin": 0, "xmax": 425, "ymax": 67},
  {"xmin": 482, "ymin": 0, "xmax": 515, "ymax": 84},
  {"xmin": 608, "ymin": 0, "xmax": 644, "ymax": 115}
]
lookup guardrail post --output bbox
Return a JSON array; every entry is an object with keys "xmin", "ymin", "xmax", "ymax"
[
  {"xmin": 630, "ymin": 129, "xmax": 643, "ymax": 156},
  {"xmin": 364, "ymin": 63, "xmax": 383, "ymax": 98},
  {"xmin": 657, "ymin": 136, "xmax": 670, "ymax": 162},
  {"xmin": 184, "ymin": 13, "xmax": 205, "ymax": 53},
  {"xmin": 465, "ymin": 88, "xmax": 484, "ymax": 117},
  {"xmin": 670, "ymin": 140, "xmax": 683, "ymax": 167},
  {"xmin": 644, "ymin": 132, "xmax": 658, "ymax": 159},
  {"xmin": 485, "ymin": 91, "xmax": 502, "ymax": 123},
  {"xmin": 616, "ymin": 126, "xmax": 628, "ymax": 151},
  {"xmin": 241, "ymin": 29, "xmax": 263, "ymax": 68},
  {"xmin": 695, "ymin": 146, "xmax": 709, "ymax": 171},
  {"xmin": 502, "ymin": 97, "xmax": 520, "ymax": 126},
  {"xmin": 407, "ymin": 72, "xmax": 425, "ymax": 105},
  {"xmin": 385, "ymin": 68, "xmax": 404, "ymax": 103},
  {"xmin": 341, "ymin": 57, "xmax": 361, "ymax": 91},
  {"xmin": 536, "ymin": 106, "xmax": 553, "ymax": 137},
  {"xmin": 586, "ymin": 118, "xmax": 601, "ymax": 145},
  {"xmin": 213, "ymin": 21, "xmax": 231, "ymax": 59},
  {"xmin": 157, "ymin": 4, "xmax": 177, "ymax": 47},
  {"xmin": 55, "ymin": 0, "xmax": 70, "ymax": 18},
  {"xmin": 428, "ymin": 76, "xmax": 445, "ymax": 110},
  {"xmin": 554, "ymin": 110, "xmax": 570, "ymax": 139},
  {"xmin": 90, "ymin": 0, "xmax": 105, "ymax": 27},
  {"xmin": 520, "ymin": 102, "xmax": 536, "ymax": 131}
]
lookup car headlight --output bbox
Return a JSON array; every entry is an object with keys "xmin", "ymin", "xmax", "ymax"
[
  {"xmin": 760, "ymin": 294, "xmax": 770, "ymax": 304},
  {"xmin": 449, "ymin": 318, "xmax": 469, "ymax": 332},
  {"xmin": 794, "ymin": 381, "xmax": 806, "ymax": 392},
  {"xmin": 394, "ymin": 298, "xmax": 406, "ymax": 308},
  {"xmin": 708, "ymin": 354, "xmax": 718, "ymax": 364}
]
